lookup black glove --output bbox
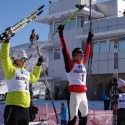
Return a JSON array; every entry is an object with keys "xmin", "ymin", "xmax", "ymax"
[
  {"xmin": 87, "ymin": 32, "xmax": 94, "ymax": 43},
  {"xmin": 37, "ymin": 55, "xmax": 44, "ymax": 66},
  {"xmin": 36, "ymin": 34, "xmax": 39, "ymax": 40},
  {"xmin": 57, "ymin": 25, "xmax": 64, "ymax": 37},
  {"xmin": 2, "ymin": 27, "xmax": 15, "ymax": 42},
  {"xmin": 2, "ymin": 32, "xmax": 10, "ymax": 43}
]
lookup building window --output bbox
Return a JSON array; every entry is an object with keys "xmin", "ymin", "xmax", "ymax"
[
  {"xmin": 109, "ymin": 40, "xmax": 114, "ymax": 52},
  {"xmin": 119, "ymin": 38, "xmax": 125, "ymax": 51},
  {"xmin": 77, "ymin": 16, "xmax": 85, "ymax": 28},
  {"xmin": 65, "ymin": 23, "xmax": 70, "ymax": 30},
  {"xmin": 93, "ymin": 42, "xmax": 99, "ymax": 54},
  {"xmin": 99, "ymin": 40, "xmax": 109, "ymax": 53},
  {"xmin": 69, "ymin": 19, "xmax": 76, "ymax": 30},
  {"xmin": 96, "ymin": 0, "xmax": 110, "ymax": 3},
  {"xmin": 49, "ymin": 49, "xmax": 53, "ymax": 60},
  {"xmin": 50, "ymin": 22, "xmax": 53, "ymax": 33},
  {"xmin": 54, "ymin": 49, "xmax": 60, "ymax": 60}
]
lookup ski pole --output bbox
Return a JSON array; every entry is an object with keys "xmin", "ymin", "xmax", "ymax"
[
  {"xmin": 111, "ymin": 37, "xmax": 119, "ymax": 125},
  {"xmin": 87, "ymin": 0, "xmax": 93, "ymax": 80},
  {"xmin": 36, "ymin": 45, "xmax": 60, "ymax": 124}
]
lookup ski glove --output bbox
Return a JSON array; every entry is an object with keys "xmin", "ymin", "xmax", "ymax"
[
  {"xmin": 57, "ymin": 24, "xmax": 64, "ymax": 37},
  {"xmin": 2, "ymin": 27, "xmax": 15, "ymax": 42},
  {"xmin": 87, "ymin": 32, "xmax": 94, "ymax": 43},
  {"xmin": 37, "ymin": 55, "xmax": 44, "ymax": 66},
  {"xmin": 1, "ymin": 32, "xmax": 10, "ymax": 43}
]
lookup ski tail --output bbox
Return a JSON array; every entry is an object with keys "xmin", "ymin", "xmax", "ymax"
[{"xmin": 0, "ymin": 5, "xmax": 44, "ymax": 42}]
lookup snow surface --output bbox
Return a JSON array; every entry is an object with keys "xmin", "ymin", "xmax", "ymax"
[{"xmin": 0, "ymin": 100, "xmax": 113, "ymax": 125}]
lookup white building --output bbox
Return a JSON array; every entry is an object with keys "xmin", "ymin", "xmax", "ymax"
[{"xmin": 37, "ymin": 0, "xmax": 125, "ymax": 99}]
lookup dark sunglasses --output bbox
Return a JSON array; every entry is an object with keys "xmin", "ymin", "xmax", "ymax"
[{"xmin": 20, "ymin": 57, "xmax": 28, "ymax": 62}]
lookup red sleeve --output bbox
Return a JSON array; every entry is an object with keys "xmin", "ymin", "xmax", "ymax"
[
  {"xmin": 82, "ymin": 42, "xmax": 91, "ymax": 64},
  {"xmin": 59, "ymin": 36, "xmax": 73, "ymax": 72}
]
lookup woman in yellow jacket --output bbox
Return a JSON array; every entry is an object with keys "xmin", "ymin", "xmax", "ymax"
[{"xmin": 0, "ymin": 38, "xmax": 43, "ymax": 125}]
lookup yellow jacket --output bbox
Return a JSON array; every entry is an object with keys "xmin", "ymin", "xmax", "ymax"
[{"xmin": 0, "ymin": 42, "xmax": 42, "ymax": 108}]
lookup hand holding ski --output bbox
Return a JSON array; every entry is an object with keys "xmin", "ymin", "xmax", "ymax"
[
  {"xmin": 62, "ymin": 5, "xmax": 85, "ymax": 25},
  {"xmin": 0, "ymin": 5, "xmax": 44, "ymax": 43},
  {"xmin": 48, "ymin": 5, "xmax": 85, "ymax": 41}
]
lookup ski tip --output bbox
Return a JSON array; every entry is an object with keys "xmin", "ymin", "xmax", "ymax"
[
  {"xmin": 75, "ymin": 4, "xmax": 85, "ymax": 10},
  {"xmin": 38, "ymin": 5, "xmax": 45, "ymax": 11}
]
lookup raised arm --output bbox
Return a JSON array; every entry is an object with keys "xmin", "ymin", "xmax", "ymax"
[
  {"xmin": 83, "ymin": 32, "xmax": 94, "ymax": 64},
  {"xmin": 57, "ymin": 25, "xmax": 73, "ymax": 73},
  {"xmin": 29, "ymin": 56, "xmax": 43, "ymax": 83},
  {"xmin": 0, "ymin": 39, "xmax": 15, "ymax": 80}
]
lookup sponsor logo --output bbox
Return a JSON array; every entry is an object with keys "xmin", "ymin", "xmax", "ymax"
[
  {"xmin": 74, "ymin": 70, "xmax": 85, "ymax": 73},
  {"xmin": 16, "ymin": 76, "xmax": 27, "ymax": 81}
]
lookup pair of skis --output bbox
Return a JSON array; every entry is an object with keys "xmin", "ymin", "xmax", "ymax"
[
  {"xmin": 47, "ymin": 5, "xmax": 85, "ymax": 41},
  {"xmin": 0, "ymin": 5, "xmax": 44, "ymax": 42}
]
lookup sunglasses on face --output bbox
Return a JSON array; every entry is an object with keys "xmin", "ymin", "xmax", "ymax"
[{"xmin": 20, "ymin": 57, "xmax": 28, "ymax": 62}]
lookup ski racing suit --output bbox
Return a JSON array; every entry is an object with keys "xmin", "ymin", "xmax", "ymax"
[
  {"xmin": 0, "ymin": 41, "xmax": 42, "ymax": 125},
  {"xmin": 59, "ymin": 35, "xmax": 92, "ymax": 125}
]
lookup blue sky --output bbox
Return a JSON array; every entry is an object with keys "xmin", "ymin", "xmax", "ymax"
[{"xmin": 0, "ymin": 0, "xmax": 49, "ymax": 47}]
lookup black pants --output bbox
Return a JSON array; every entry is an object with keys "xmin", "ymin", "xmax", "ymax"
[
  {"xmin": 29, "ymin": 105, "xmax": 38, "ymax": 121},
  {"xmin": 117, "ymin": 108, "xmax": 125, "ymax": 125},
  {"xmin": 104, "ymin": 100, "xmax": 110, "ymax": 110},
  {"xmin": 4, "ymin": 105, "xmax": 29, "ymax": 125}
]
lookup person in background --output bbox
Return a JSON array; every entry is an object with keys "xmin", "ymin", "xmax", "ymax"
[
  {"xmin": 60, "ymin": 102, "xmax": 68, "ymax": 125},
  {"xmin": 101, "ymin": 88, "xmax": 110, "ymax": 110},
  {"xmin": 96, "ymin": 83, "xmax": 103, "ymax": 100},
  {"xmin": 117, "ymin": 78, "xmax": 125, "ymax": 125},
  {"xmin": 57, "ymin": 24, "xmax": 93, "ymax": 125},
  {"xmin": 0, "ymin": 34, "xmax": 43, "ymax": 125}
]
